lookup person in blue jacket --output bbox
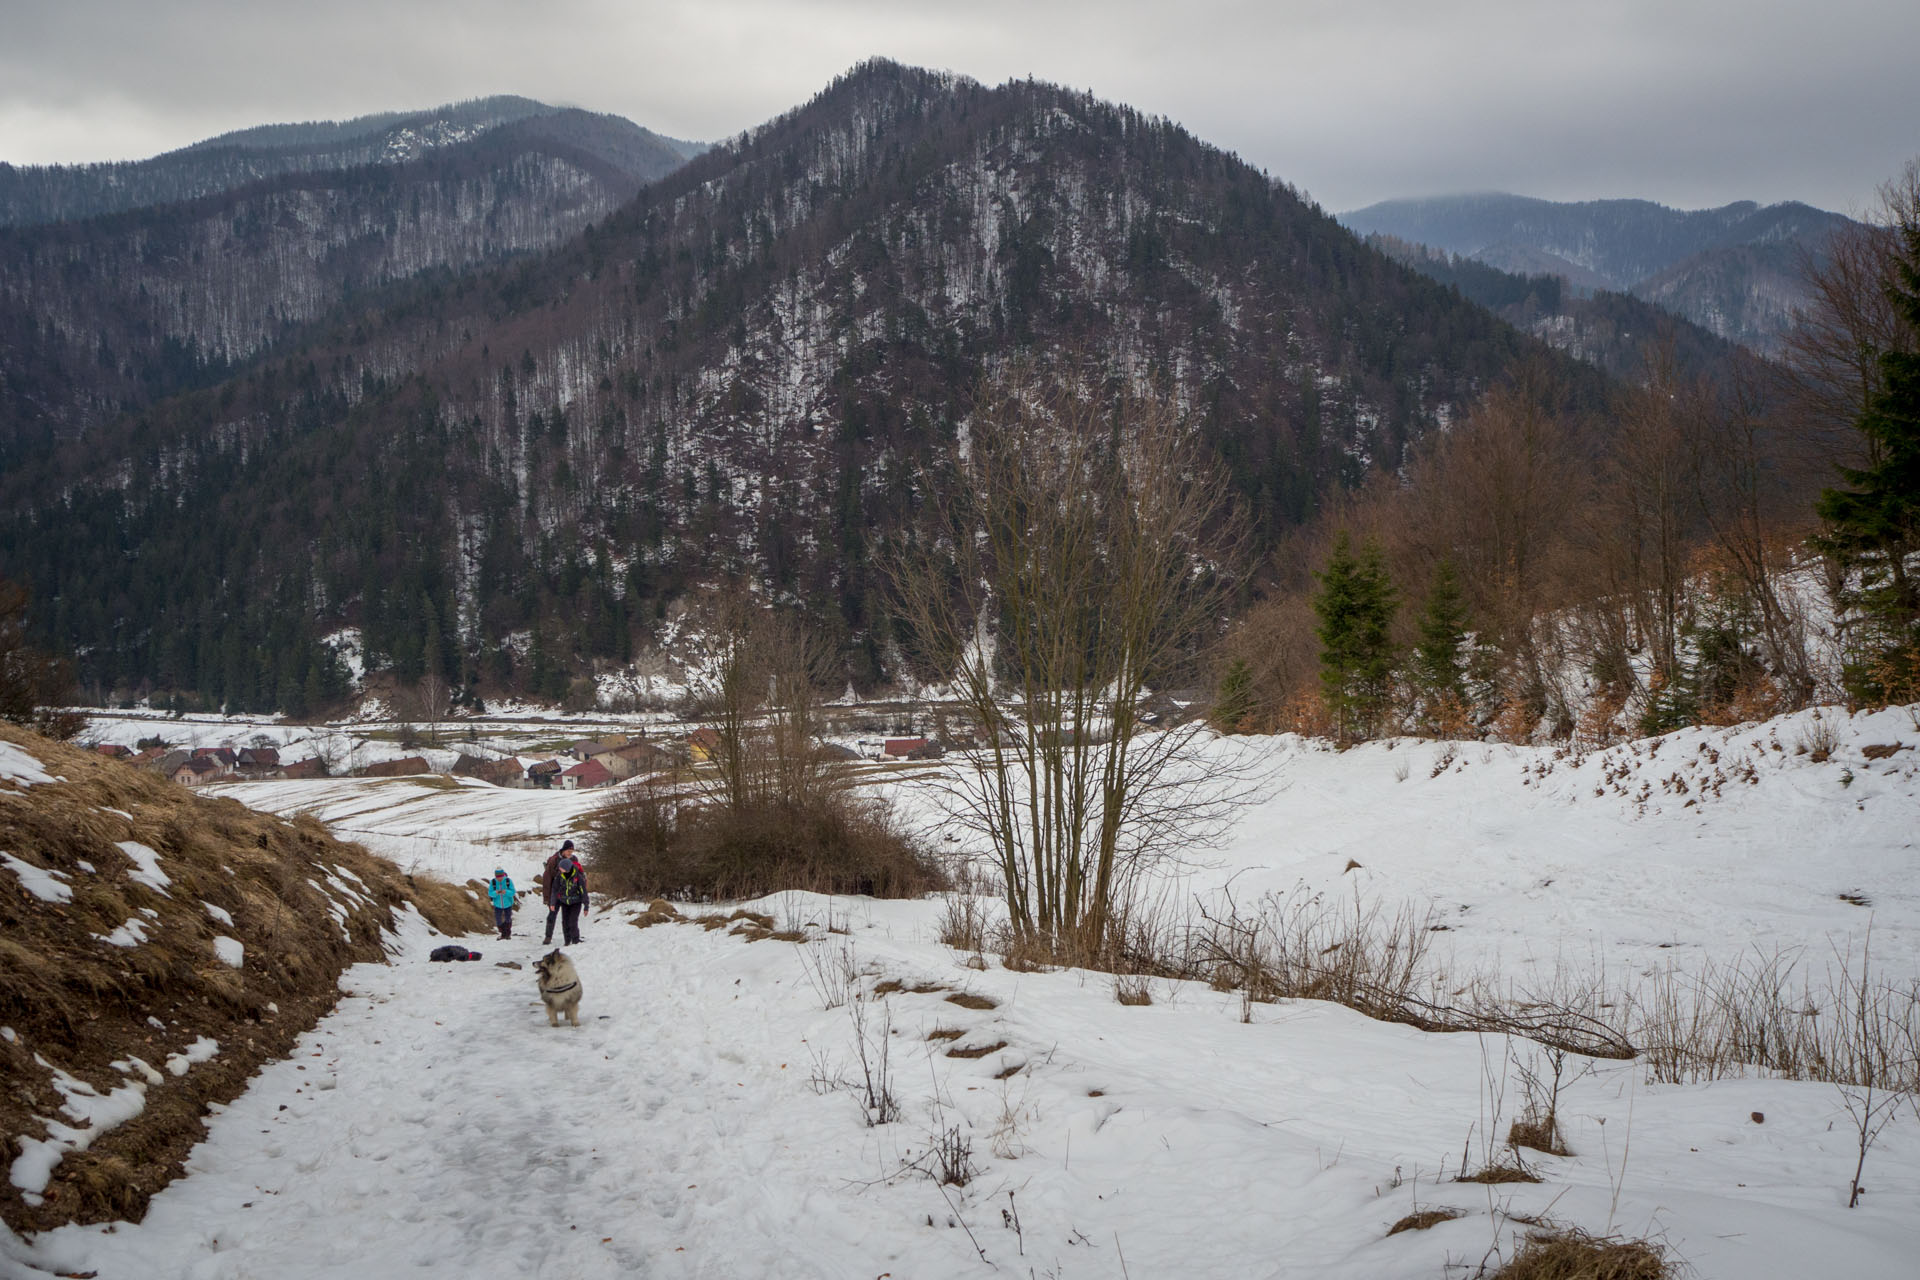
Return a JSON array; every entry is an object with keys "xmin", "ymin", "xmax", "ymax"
[{"xmin": 486, "ymin": 868, "xmax": 518, "ymax": 940}]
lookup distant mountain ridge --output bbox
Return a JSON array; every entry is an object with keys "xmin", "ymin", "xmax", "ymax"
[
  {"xmin": 1340, "ymin": 192, "xmax": 1860, "ymax": 352},
  {"xmin": 0, "ymin": 104, "xmax": 697, "ymax": 442},
  {"xmin": 0, "ymin": 96, "xmax": 697, "ymax": 228}
]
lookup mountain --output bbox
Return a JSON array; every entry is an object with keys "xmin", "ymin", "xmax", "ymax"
[
  {"xmin": 1362, "ymin": 233, "xmax": 1746, "ymax": 384},
  {"xmin": 0, "ymin": 106, "xmax": 694, "ymax": 444},
  {"xmin": 1340, "ymin": 193, "xmax": 1860, "ymax": 353},
  {"xmin": 0, "ymin": 61, "xmax": 1599, "ymax": 713},
  {"xmin": 0, "ymin": 96, "xmax": 691, "ymax": 228}
]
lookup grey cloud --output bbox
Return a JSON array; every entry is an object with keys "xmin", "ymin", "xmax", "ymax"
[{"xmin": 0, "ymin": 0, "xmax": 1913, "ymax": 213}]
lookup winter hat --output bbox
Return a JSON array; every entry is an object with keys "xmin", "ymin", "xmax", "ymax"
[
  {"xmin": 560, "ymin": 840, "xmax": 574, "ymax": 850},
  {"xmin": 494, "ymin": 868, "xmax": 507, "ymax": 877}
]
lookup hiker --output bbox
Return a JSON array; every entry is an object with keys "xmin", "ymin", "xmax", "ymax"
[
  {"xmin": 486, "ymin": 868, "xmax": 518, "ymax": 940},
  {"xmin": 542, "ymin": 840, "xmax": 590, "ymax": 945}
]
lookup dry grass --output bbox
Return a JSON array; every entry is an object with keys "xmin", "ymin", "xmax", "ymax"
[
  {"xmin": 0, "ymin": 724, "xmax": 489, "ymax": 1235},
  {"xmin": 926, "ymin": 1027, "xmax": 965, "ymax": 1042},
  {"xmin": 945, "ymin": 992, "xmax": 998, "ymax": 1011},
  {"xmin": 1492, "ymin": 1226, "xmax": 1672, "ymax": 1279},
  {"xmin": 1386, "ymin": 1207, "xmax": 1465, "ymax": 1236},
  {"xmin": 1457, "ymin": 1162, "xmax": 1543, "ymax": 1185},
  {"xmin": 945, "ymin": 1040, "xmax": 1009, "ymax": 1059},
  {"xmin": 1114, "ymin": 975, "xmax": 1153, "ymax": 1005}
]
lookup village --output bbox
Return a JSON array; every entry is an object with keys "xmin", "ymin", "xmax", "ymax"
[{"xmin": 84, "ymin": 724, "xmax": 949, "ymax": 790}]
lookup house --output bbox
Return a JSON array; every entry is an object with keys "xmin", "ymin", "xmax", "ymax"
[
  {"xmin": 559, "ymin": 757, "xmax": 616, "ymax": 790},
  {"xmin": 279, "ymin": 758, "xmax": 326, "ymax": 780},
  {"xmin": 569, "ymin": 739, "xmax": 613, "ymax": 761},
  {"xmin": 597, "ymin": 733, "xmax": 631, "ymax": 750},
  {"xmin": 526, "ymin": 759, "xmax": 563, "ymax": 789},
  {"xmin": 883, "ymin": 737, "xmax": 928, "ymax": 758},
  {"xmin": 687, "ymin": 728, "xmax": 722, "ymax": 762},
  {"xmin": 172, "ymin": 756, "xmax": 225, "ymax": 786},
  {"xmin": 362, "ymin": 756, "xmax": 430, "ymax": 778},
  {"xmin": 193, "ymin": 746, "xmax": 238, "ymax": 768},
  {"xmin": 601, "ymin": 741, "xmax": 670, "ymax": 779},
  {"xmin": 149, "ymin": 749, "xmax": 191, "ymax": 777},
  {"xmin": 453, "ymin": 753, "xmax": 525, "ymax": 786},
  {"xmin": 94, "ymin": 744, "xmax": 131, "ymax": 759},
  {"xmin": 237, "ymin": 747, "xmax": 281, "ymax": 775}
]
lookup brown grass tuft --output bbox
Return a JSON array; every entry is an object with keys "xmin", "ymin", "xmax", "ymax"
[
  {"xmin": 945, "ymin": 992, "xmax": 998, "ymax": 1011},
  {"xmin": 945, "ymin": 1040, "xmax": 1009, "ymax": 1059},
  {"xmin": 1457, "ymin": 1162, "xmax": 1543, "ymax": 1185},
  {"xmin": 1386, "ymin": 1207, "xmax": 1465, "ymax": 1236},
  {"xmin": 926, "ymin": 1027, "xmax": 964, "ymax": 1041},
  {"xmin": 1492, "ymin": 1227, "xmax": 1673, "ymax": 1280}
]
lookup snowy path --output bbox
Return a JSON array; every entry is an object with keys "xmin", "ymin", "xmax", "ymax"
[{"xmin": 15, "ymin": 895, "xmax": 1920, "ymax": 1280}]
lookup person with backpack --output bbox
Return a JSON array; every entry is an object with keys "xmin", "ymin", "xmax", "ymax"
[
  {"xmin": 486, "ymin": 868, "xmax": 518, "ymax": 940},
  {"xmin": 541, "ymin": 839, "xmax": 590, "ymax": 945}
]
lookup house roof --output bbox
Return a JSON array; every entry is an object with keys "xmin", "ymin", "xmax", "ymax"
[
  {"xmin": 688, "ymin": 728, "xmax": 722, "ymax": 749},
  {"xmin": 561, "ymin": 758, "xmax": 615, "ymax": 785}
]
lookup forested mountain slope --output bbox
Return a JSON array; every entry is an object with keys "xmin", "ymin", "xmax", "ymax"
[
  {"xmin": 0, "ymin": 109, "xmax": 692, "ymax": 446},
  {"xmin": 0, "ymin": 61, "xmax": 1597, "ymax": 712},
  {"xmin": 1363, "ymin": 234, "xmax": 1747, "ymax": 383},
  {"xmin": 1342, "ymin": 193, "xmax": 1857, "ymax": 352}
]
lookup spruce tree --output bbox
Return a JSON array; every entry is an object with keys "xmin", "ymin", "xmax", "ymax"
[
  {"xmin": 1314, "ymin": 533, "xmax": 1398, "ymax": 741},
  {"xmin": 1213, "ymin": 657, "xmax": 1255, "ymax": 733},
  {"xmin": 1409, "ymin": 558, "xmax": 1470, "ymax": 709},
  {"xmin": 1816, "ymin": 220, "xmax": 1920, "ymax": 700}
]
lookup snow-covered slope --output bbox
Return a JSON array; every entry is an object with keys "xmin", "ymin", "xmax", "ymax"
[{"xmin": 6, "ymin": 703, "xmax": 1915, "ymax": 1278}]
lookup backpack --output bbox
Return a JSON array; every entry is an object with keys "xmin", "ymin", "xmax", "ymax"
[{"xmin": 554, "ymin": 856, "xmax": 586, "ymax": 904}]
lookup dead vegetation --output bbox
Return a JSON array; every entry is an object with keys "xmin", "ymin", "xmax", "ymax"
[
  {"xmin": 0, "ymin": 725, "xmax": 488, "ymax": 1235},
  {"xmin": 1489, "ymin": 1225, "xmax": 1673, "ymax": 1279},
  {"xmin": 1387, "ymin": 1207, "xmax": 1465, "ymax": 1236}
]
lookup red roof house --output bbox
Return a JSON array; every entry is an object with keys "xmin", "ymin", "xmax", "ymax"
[{"xmin": 559, "ymin": 757, "xmax": 616, "ymax": 790}]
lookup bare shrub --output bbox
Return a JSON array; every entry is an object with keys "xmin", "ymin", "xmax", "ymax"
[
  {"xmin": 1113, "ymin": 975, "xmax": 1153, "ymax": 1006},
  {"xmin": 938, "ymin": 894, "xmax": 992, "ymax": 952},
  {"xmin": 1198, "ymin": 887, "xmax": 1439, "ymax": 1021},
  {"xmin": 587, "ymin": 781, "xmax": 944, "ymax": 902},
  {"xmin": 893, "ymin": 368, "xmax": 1257, "ymax": 958},
  {"xmin": 1795, "ymin": 711, "xmax": 1840, "ymax": 762}
]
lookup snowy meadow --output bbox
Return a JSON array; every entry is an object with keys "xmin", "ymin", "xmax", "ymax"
[{"xmin": 7, "ymin": 702, "xmax": 1918, "ymax": 1279}]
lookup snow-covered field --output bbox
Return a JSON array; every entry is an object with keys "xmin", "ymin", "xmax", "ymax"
[{"xmin": 7, "ymin": 703, "xmax": 1918, "ymax": 1278}]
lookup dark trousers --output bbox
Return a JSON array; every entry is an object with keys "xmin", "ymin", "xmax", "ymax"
[
  {"xmin": 493, "ymin": 906, "xmax": 513, "ymax": 939},
  {"xmin": 559, "ymin": 901, "xmax": 583, "ymax": 945},
  {"xmin": 543, "ymin": 903, "xmax": 559, "ymax": 943}
]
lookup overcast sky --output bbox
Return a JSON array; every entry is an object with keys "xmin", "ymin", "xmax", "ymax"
[{"xmin": 2, "ymin": 0, "xmax": 1914, "ymax": 215}]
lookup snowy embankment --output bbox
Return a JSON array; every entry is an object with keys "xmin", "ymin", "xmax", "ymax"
[{"xmin": 7, "ymin": 704, "xmax": 1915, "ymax": 1278}]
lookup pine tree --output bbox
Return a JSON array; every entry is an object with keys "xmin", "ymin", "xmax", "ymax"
[
  {"xmin": 1314, "ymin": 533, "xmax": 1399, "ymax": 741},
  {"xmin": 1213, "ymin": 657, "xmax": 1255, "ymax": 733},
  {"xmin": 1816, "ymin": 220, "xmax": 1920, "ymax": 701}
]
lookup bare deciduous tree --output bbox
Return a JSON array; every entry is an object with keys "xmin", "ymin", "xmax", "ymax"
[{"xmin": 896, "ymin": 372, "xmax": 1257, "ymax": 957}]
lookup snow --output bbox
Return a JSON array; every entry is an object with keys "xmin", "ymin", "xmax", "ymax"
[
  {"xmin": 115, "ymin": 840, "xmax": 171, "ymax": 895},
  {"xmin": 0, "ymin": 742, "xmax": 55, "ymax": 788},
  {"xmin": 203, "ymin": 902, "xmax": 234, "ymax": 927},
  {"xmin": 0, "ymin": 852, "xmax": 71, "ymax": 903},
  {"xmin": 164, "ymin": 1038, "xmax": 220, "ymax": 1078},
  {"xmin": 92, "ymin": 916, "xmax": 153, "ymax": 948},
  {"xmin": 212, "ymin": 936, "xmax": 245, "ymax": 968},
  {"xmin": 9, "ymin": 1057, "xmax": 150, "ymax": 1196},
  {"xmin": 4, "ymin": 703, "xmax": 1917, "ymax": 1278}
]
